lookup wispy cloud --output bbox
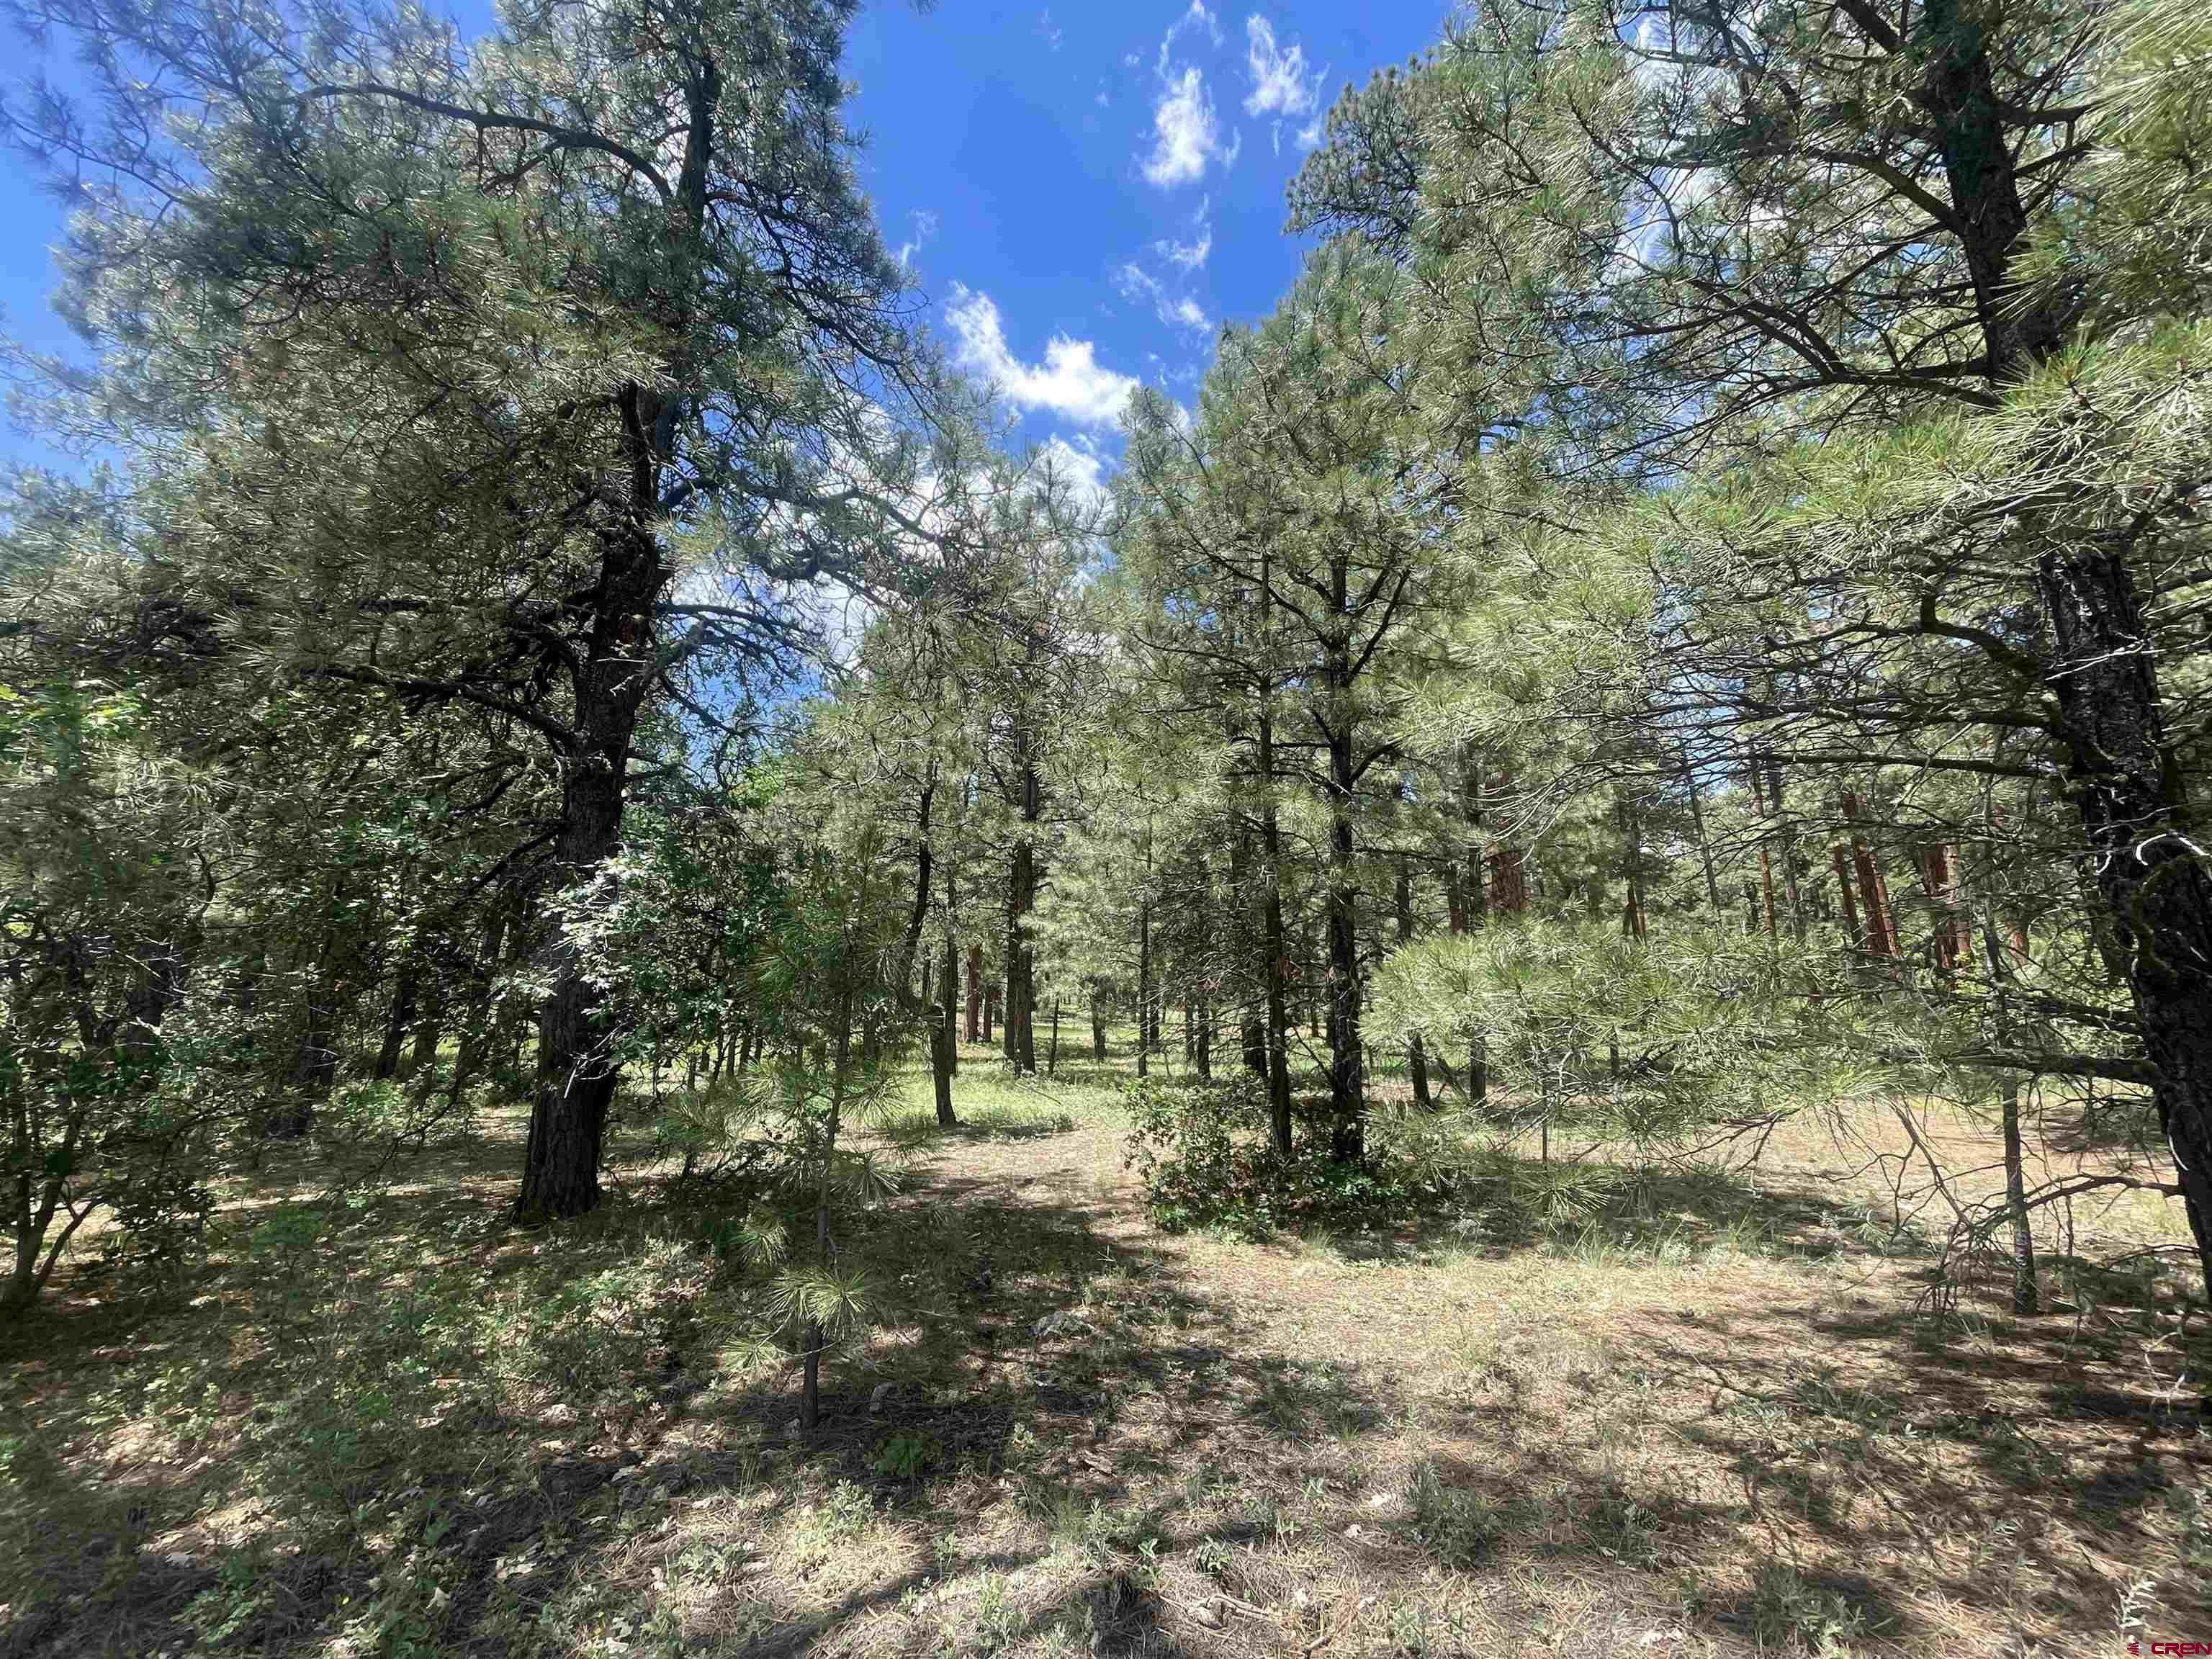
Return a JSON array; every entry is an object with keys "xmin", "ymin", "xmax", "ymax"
[
  {"xmin": 895, "ymin": 209, "xmax": 938, "ymax": 270},
  {"xmin": 1244, "ymin": 14, "xmax": 1327, "ymax": 153},
  {"xmin": 1156, "ymin": 0, "xmax": 1222, "ymax": 76},
  {"xmin": 945, "ymin": 284, "xmax": 1141, "ymax": 428},
  {"xmin": 1141, "ymin": 4, "xmax": 1236, "ymax": 189},
  {"xmin": 1154, "ymin": 196, "xmax": 1212, "ymax": 271},
  {"xmin": 1115, "ymin": 262, "xmax": 1212, "ymax": 338},
  {"xmin": 1038, "ymin": 9, "xmax": 1062, "ymax": 50},
  {"xmin": 1143, "ymin": 67, "xmax": 1221, "ymax": 187}
]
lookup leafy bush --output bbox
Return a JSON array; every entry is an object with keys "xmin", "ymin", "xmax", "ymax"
[
  {"xmin": 874, "ymin": 1429, "xmax": 940, "ymax": 1480},
  {"xmin": 1122, "ymin": 1079, "xmax": 1437, "ymax": 1238}
]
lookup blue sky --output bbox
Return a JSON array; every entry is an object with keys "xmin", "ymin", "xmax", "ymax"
[
  {"xmin": 844, "ymin": 0, "xmax": 1443, "ymax": 485},
  {"xmin": 0, "ymin": 0, "xmax": 1447, "ymax": 477}
]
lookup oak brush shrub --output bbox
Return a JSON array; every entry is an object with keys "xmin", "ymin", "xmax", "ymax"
[{"xmin": 1122, "ymin": 1079, "xmax": 1435, "ymax": 1238}]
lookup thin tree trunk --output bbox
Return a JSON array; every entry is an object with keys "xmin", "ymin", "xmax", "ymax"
[
  {"xmin": 2002, "ymin": 1079, "xmax": 2038, "ymax": 1314},
  {"xmin": 1233, "ymin": 825, "xmax": 1266, "ymax": 1075},
  {"xmin": 1136, "ymin": 901, "xmax": 1151, "ymax": 1080},
  {"xmin": 1620, "ymin": 797, "xmax": 1650, "ymax": 940},
  {"xmin": 1831, "ymin": 845, "xmax": 1868, "ymax": 954},
  {"xmin": 933, "ymin": 930, "xmax": 958, "ymax": 1127},
  {"xmin": 1006, "ymin": 745, "xmax": 1041, "ymax": 1074},
  {"xmin": 405, "ymin": 979, "xmax": 444, "ymax": 1084},
  {"xmin": 1323, "ymin": 642, "xmax": 1365, "ymax": 1164},
  {"xmin": 1256, "ymin": 562, "xmax": 1294, "ymax": 1155},
  {"xmin": 1680, "ymin": 740, "xmax": 1725, "ymax": 913},
  {"xmin": 1395, "ymin": 838, "xmax": 1434, "ymax": 1110},
  {"xmin": 1763, "ymin": 754, "xmax": 1809, "ymax": 941},
  {"xmin": 1841, "ymin": 793, "xmax": 1897, "ymax": 960},
  {"xmin": 374, "ymin": 963, "xmax": 418, "ymax": 1081}
]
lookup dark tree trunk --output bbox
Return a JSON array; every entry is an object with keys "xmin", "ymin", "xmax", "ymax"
[
  {"xmin": 1841, "ymin": 793, "xmax": 1897, "ymax": 960},
  {"xmin": 1004, "ymin": 747, "xmax": 1042, "ymax": 1074},
  {"xmin": 1047, "ymin": 997, "xmax": 1061, "ymax": 1076},
  {"xmin": 934, "ymin": 927, "xmax": 958, "ymax": 1126},
  {"xmin": 374, "ymin": 964, "xmax": 418, "ymax": 1082},
  {"xmin": 1762, "ymin": 753, "xmax": 1809, "ymax": 941},
  {"xmin": 1831, "ymin": 845, "xmax": 1868, "ymax": 954},
  {"xmin": 1395, "ymin": 847, "xmax": 1433, "ymax": 1110},
  {"xmin": 1136, "ymin": 902, "xmax": 1151, "ymax": 1079},
  {"xmin": 270, "ymin": 929, "xmax": 346, "ymax": 1137},
  {"xmin": 2038, "ymin": 553, "xmax": 2212, "ymax": 1301},
  {"xmin": 1323, "ymin": 625, "xmax": 1364, "ymax": 1164},
  {"xmin": 519, "ymin": 432, "xmax": 665, "ymax": 1220},
  {"xmin": 1006, "ymin": 834, "xmax": 1037, "ymax": 1073},
  {"xmin": 1090, "ymin": 989, "xmax": 1107, "ymax": 1061},
  {"xmin": 2002, "ymin": 1079, "xmax": 2038, "ymax": 1314},
  {"xmin": 1911, "ymin": 0, "xmax": 2212, "ymax": 1303},
  {"xmin": 1233, "ymin": 826, "xmax": 1267, "ymax": 1076},
  {"xmin": 1681, "ymin": 741, "xmax": 1726, "ymax": 914},
  {"xmin": 1254, "ymin": 562, "xmax": 1294, "ymax": 1154},
  {"xmin": 406, "ymin": 986, "xmax": 443, "ymax": 1084},
  {"xmin": 965, "ymin": 943, "xmax": 983, "ymax": 1044}
]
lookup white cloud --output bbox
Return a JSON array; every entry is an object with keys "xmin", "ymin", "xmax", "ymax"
[
  {"xmin": 1115, "ymin": 262, "xmax": 1212, "ymax": 338},
  {"xmin": 1245, "ymin": 14, "xmax": 1327, "ymax": 155},
  {"xmin": 1143, "ymin": 66, "xmax": 1221, "ymax": 187},
  {"xmin": 1244, "ymin": 15, "xmax": 1322, "ymax": 119},
  {"xmin": 1156, "ymin": 1, "xmax": 1222, "ymax": 77},
  {"xmin": 894, "ymin": 208, "xmax": 938, "ymax": 270},
  {"xmin": 1155, "ymin": 225, "xmax": 1211, "ymax": 270},
  {"xmin": 1154, "ymin": 196, "xmax": 1212, "ymax": 270},
  {"xmin": 1140, "ymin": 3, "xmax": 1234, "ymax": 189},
  {"xmin": 1038, "ymin": 8, "xmax": 1062, "ymax": 50},
  {"xmin": 945, "ymin": 284, "xmax": 1141, "ymax": 428}
]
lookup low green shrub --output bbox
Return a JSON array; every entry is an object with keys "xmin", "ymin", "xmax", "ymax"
[{"xmin": 1121, "ymin": 1079, "xmax": 1439, "ymax": 1238}]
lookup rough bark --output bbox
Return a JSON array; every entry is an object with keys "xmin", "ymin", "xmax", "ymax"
[
  {"xmin": 933, "ymin": 929, "xmax": 958, "ymax": 1127},
  {"xmin": 1322, "ymin": 655, "xmax": 1364, "ymax": 1164},
  {"xmin": 519, "ymin": 48, "xmax": 734, "ymax": 1219},
  {"xmin": 1004, "ymin": 828, "xmax": 1037, "ymax": 1072},
  {"xmin": 1840, "ymin": 793, "xmax": 1897, "ymax": 960},
  {"xmin": 374, "ymin": 963, "xmax": 418, "ymax": 1082},
  {"xmin": 1911, "ymin": 0, "xmax": 2212, "ymax": 1301}
]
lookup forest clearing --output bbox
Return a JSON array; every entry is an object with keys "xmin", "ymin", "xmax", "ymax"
[
  {"xmin": 5, "ymin": 1040, "xmax": 2207, "ymax": 1658},
  {"xmin": 6, "ymin": 0, "xmax": 2212, "ymax": 1653}
]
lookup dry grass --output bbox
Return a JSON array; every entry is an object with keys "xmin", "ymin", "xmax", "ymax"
[{"xmin": 4, "ymin": 1037, "xmax": 2210, "ymax": 1658}]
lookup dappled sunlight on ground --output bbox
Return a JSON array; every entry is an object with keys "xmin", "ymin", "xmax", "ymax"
[{"xmin": 4, "ymin": 1037, "xmax": 2209, "ymax": 1657}]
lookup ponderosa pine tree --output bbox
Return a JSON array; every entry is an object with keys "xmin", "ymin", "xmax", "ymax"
[
  {"xmin": 4, "ymin": 0, "xmax": 938, "ymax": 1217},
  {"xmin": 1292, "ymin": 0, "xmax": 2212, "ymax": 1286}
]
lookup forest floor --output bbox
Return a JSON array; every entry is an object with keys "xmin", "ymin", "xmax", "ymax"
[{"xmin": 5, "ymin": 1041, "xmax": 2211, "ymax": 1659}]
